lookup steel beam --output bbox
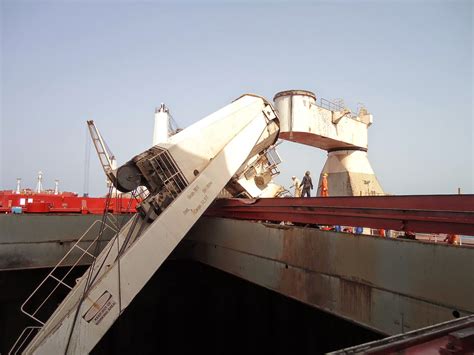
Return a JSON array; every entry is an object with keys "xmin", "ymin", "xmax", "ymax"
[{"xmin": 205, "ymin": 195, "xmax": 474, "ymax": 235}]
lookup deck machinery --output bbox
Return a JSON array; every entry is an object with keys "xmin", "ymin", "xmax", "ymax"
[{"xmin": 19, "ymin": 90, "xmax": 384, "ymax": 354}]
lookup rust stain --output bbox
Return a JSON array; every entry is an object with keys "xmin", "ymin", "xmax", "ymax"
[
  {"xmin": 277, "ymin": 262, "xmax": 339, "ymax": 314},
  {"xmin": 277, "ymin": 264, "xmax": 331, "ymax": 311},
  {"xmin": 278, "ymin": 229, "xmax": 336, "ymax": 311},
  {"xmin": 339, "ymin": 278, "xmax": 372, "ymax": 324},
  {"xmin": 275, "ymin": 224, "xmax": 374, "ymax": 326},
  {"xmin": 278, "ymin": 266, "xmax": 307, "ymax": 300},
  {"xmin": 279, "ymin": 226, "xmax": 331, "ymax": 274}
]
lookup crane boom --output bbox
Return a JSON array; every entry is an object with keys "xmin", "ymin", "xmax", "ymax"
[
  {"xmin": 86, "ymin": 120, "xmax": 117, "ymax": 186},
  {"xmin": 23, "ymin": 94, "xmax": 279, "ymax": 354}
]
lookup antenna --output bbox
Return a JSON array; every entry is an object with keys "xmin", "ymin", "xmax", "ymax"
[{"xmin": 357, "ymin": 102, "xmax": 368, "ymax": 115}]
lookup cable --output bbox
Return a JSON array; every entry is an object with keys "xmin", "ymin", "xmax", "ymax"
[
  {"xmin": 64, "ymin": 186, "xmax": 121, "ymax": 353},
  {"xmin": 83, "ymin": 127, "xmax": 91, "ymax": 197}
]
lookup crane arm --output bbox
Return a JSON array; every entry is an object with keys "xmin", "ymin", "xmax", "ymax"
[
  {"xmin": 86, "ymin": 120, "xmax": 117, "ymax": 185},
  {"xmin": 24, "ymin": 94, "xmax": 279, "ymax": 354}
]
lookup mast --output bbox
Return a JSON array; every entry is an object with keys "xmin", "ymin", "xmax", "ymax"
[
  {"xmin": 15, "ymin": 178, "xmax": 21, "ymax": 194},
  {"xmin": 36, "ymin": 171, "xmax": 43, "ymax": 193},
  {"xmin": 54, "ymin": 179, "xmax": 60, "ymax": 195},
  {"xmin": 153, "ymin": 103, "xmax": 171, "ymax": 145}
]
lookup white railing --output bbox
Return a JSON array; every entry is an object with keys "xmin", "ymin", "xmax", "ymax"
[
  {"xmin": 19, "ymin": 219, "xmax": 118, "ymax": 326},
  {"xmin": 8, "ymin": 326, "xmax": 41, "ymax": 355}
]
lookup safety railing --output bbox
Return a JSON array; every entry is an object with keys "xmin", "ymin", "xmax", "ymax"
[
  {"xmin": 318, "ymin": 98, "xmax": 346, "ymax": 112},
  {"xmin": 149, "ymin": 148, "xmax": 188, "ymax": 198},
  {"xmin": 19, "ymin": 218, "xmax": 118, "ymax": 326},
  {"xmin": 133, "ymin": 186, "xmax": 150, "ymax": 201},
  {"xmin": 8, "ymin": 326, "xmax": 41, "ymax": 355},
  {"xmin": 105, "ymin": 211, "xmax": 120, "ymax": 229}
]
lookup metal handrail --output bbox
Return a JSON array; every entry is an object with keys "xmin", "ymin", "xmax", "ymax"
[
  {"xmin": 318, "ymin": 98, "xmax": 346, "ymax": 112},
  {"xmin": 8, "ymin": 326, "xmax": 41, "ymax": 355},
  {"xmin": 20, "ymin": 219, "xmax": 118, "ymax": 326}
]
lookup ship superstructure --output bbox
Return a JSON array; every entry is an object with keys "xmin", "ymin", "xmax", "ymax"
[{"xmin": 0, "ymin": 172, "xmax": 138, "ymax": 215}]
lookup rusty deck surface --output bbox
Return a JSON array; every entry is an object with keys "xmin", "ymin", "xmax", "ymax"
[{"xmin": 185, "ymin": 216, "xmax": 474, "ymax": 336}]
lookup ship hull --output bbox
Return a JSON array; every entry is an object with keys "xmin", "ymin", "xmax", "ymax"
[{"xmin": 0, "ymin": 213, "xmax": 133, "ymax": 271}]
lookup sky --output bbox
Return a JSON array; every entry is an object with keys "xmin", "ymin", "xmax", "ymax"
[{"xmin": 1, "ymin": 0, "xmax": 473, "ymax": 197}]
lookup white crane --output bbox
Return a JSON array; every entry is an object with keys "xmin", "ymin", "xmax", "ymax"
[
  {"xmin": 22, "ymin": 94, "xmax": 280, "ymax": 354},
  {"xmin": 16, "ymin": 89, "xmax": 383, "ymax": 354},
  {"xmin": 86, "ymin": 120, "xmax": 117, "ymax": 189}
]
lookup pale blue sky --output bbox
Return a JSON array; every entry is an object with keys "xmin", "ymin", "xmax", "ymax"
[{"xmin": 1, "ymin": 0, "xmax": 473, "ymax": 196}]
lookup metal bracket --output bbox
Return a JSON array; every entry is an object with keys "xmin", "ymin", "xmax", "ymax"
[{"xmin": 262, "ymin": 105, "xmax": 276, "ymax": 120}]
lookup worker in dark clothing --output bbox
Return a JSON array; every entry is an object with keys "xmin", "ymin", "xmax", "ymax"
[{"xmin": 301, "ymin": 171, "xmax": 313, "ymax": 197}]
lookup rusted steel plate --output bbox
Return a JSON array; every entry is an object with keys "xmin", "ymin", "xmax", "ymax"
[
  {"xmin": 186, "ymin": 217, "xmax": 474, "ymax": 335},
  {"xmin": 189, "ymin": 239, "xmax": 469, "ymax": 336},
  {"xmin": 205, "ymin": 195, "xmax": 474, "ymax": 235}
]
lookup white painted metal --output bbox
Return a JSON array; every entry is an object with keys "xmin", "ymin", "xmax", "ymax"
[
  {"xmin": 35, "ymin": 171, "xmax": 43, "ymax": 193},
  {"xmin": 274, "ymin": 90, "xmax": 370, "ymax": 150},
  {"xmin": 273, "ymin": 90, "xmax": 383, "ymax": 196},
  {"xmin": 317, "ymin": 150, "xmax": 384, "ymax": 196},
  {"xmin": 8, "ymin": 327, "xmax": 41, "ymax": 355},
  {"xmin": 53, "ymin": 180, "xmax": 59, "ymax": 195},
  {"xmin": 159, "ymin": 95, "xmax": 277, "ymax": 183},
  {"xmin": 151, "ymin": 100, "xmax": 282, "ymax": 198},
  {"xmin": 229, "ymin": 143, "xmax": 284, "ymax": 198},
  {"xmin": 15, "ymin": 178, "xmax": 21, "ymax": 194},
  {"xmin": 19, "ymin": 219, "xmax": 119, "ymax": 326},
  {"xmin": 21, "ymin": 89, "xmax": 386, "ymax": 352},
  {"xmin": 24, "ymin": 95, "xmax": 279, "ymax": 354},
  {"xmin": 86, "ymin": 120, "xmax": 116, "ymax": 185},
  {"xmin": 153, "ymin": 103, "xmax": 171, "ymax": 145}
]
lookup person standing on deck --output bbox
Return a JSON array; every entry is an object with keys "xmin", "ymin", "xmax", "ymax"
[
  {"xmin": 444, "ymin": 234, "xmax": 460, "ymax": 245},
  {"xmin": 319, "ymin": 172, "xmax": 329, "ymax": 197},
  {"xmin": 290, "ymin": 176, "xmax": 302, "ymax": 197},
  {"xmin": 301, "ymin": 171, "xmax": 313, "ymax": 197}
]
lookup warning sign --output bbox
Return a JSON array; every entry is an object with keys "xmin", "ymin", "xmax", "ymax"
[{"xmin": 82, "ymin": 290, "xmax": 116, "ymax": 325}]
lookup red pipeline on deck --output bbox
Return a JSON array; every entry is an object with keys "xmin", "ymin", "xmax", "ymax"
[{"xmin": 205, "ymin": 195, "xmax": 474, "ymax": 236}]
